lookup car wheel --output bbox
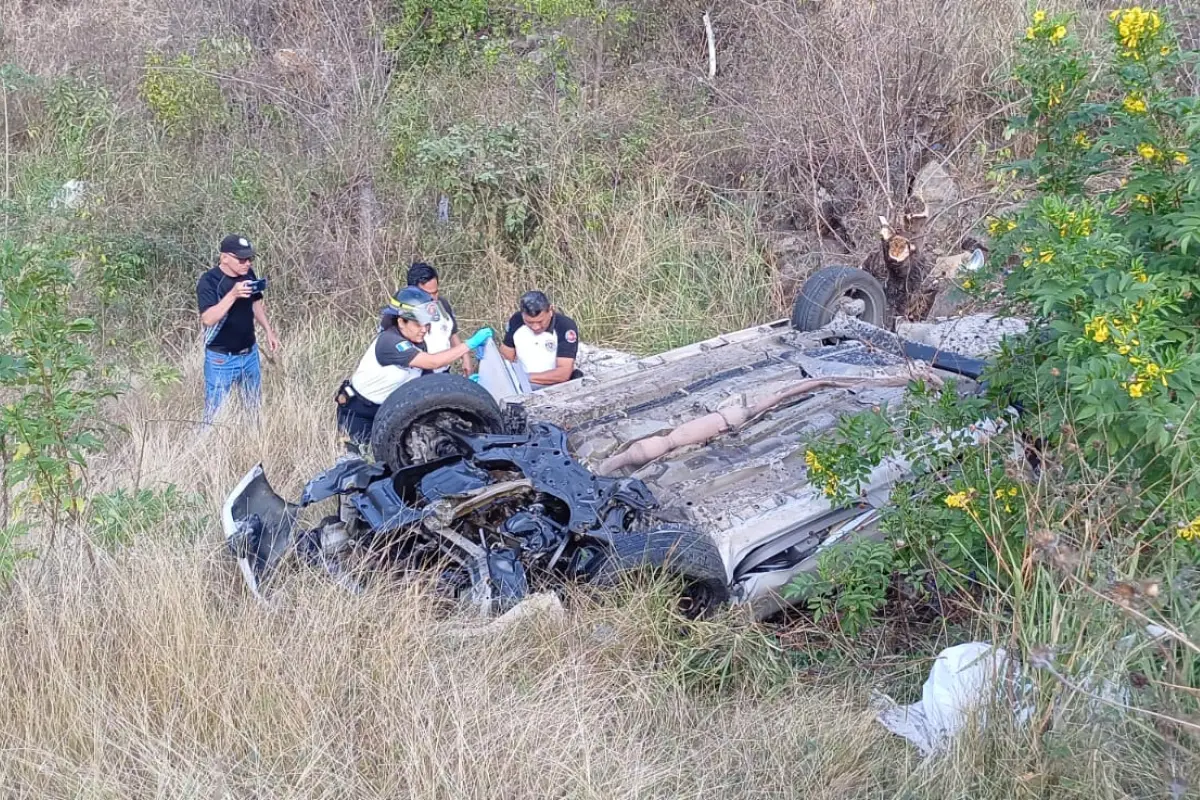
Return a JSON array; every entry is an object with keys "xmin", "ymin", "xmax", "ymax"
[
  {"xmin": 791, "ymin": 266, "xmax": 887, "ymax": 332},
  {"xmin": 370, "ymin": 373, "xmax": 506, "ymax": 470},
  {"xmin": 590, "ymin": 526, "xmax": 730, "ymax": 618}
]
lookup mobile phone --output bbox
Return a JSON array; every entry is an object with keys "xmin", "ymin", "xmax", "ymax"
[{"xmin": 244, "ymin": 278, "xmax": 267, "ymax": 294}]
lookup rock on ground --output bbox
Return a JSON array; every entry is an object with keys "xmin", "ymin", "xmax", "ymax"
[{"xmin": 897, "ymin": 314, "xmax": 1028, "ymax": 358}]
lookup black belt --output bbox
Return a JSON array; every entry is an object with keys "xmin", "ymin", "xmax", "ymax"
[
  {"xmin": 337, "ymin": 380, "xmax": 380, "ymax": 410},
  {"xmin": 208, "ymin": 345, "xmax": 255, "ymax": 356}
]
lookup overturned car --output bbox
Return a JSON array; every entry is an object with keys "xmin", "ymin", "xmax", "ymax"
[{"xmin": 225, "ymin": 268, "xmax": 999, "ymax": 618}]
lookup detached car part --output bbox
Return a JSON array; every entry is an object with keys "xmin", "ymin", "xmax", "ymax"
[{"xmin": 224, "ymin": 421, "xmax": 730, "ymax": 617}]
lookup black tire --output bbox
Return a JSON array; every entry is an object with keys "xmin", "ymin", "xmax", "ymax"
[
  {"xmin": 791, "ymin": 266, "xmax": 887, "ymax": 332},
  {"xmin": 370, "ymin": 373, "xmax": 505, "ymax": 470},
  {"xmin": 590, "ymin": 526, "xmax": 730, "ymax": 618}
]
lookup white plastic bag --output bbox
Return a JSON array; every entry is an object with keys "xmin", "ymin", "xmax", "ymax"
[{"xmin": 872, "ymin": 642, "xmax": 1032, "ymax": 757}]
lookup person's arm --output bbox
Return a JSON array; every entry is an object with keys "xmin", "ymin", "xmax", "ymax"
[
  {"xmin": 528, "ymin": 357, "xmax": 576, "ymax": 386},
  {"xmin": 409, "ymin": 342, "xmax": 472, "ymax": 372},
  {"xmin": 252, "ymin": 299, "xmax": 281, "ymax": 353},
  {"xmin": 498, "ymin": 313, "xmax": 521, "ymax": 362},
  {"xmin": 451, "ymin": 333, "xmax": 473, "ymax": 374},
  {"xmin": 199, "ymin": 279, "xmax": 252, "ymax": 327}
]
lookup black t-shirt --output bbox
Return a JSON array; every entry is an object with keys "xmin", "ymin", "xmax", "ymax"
[{"xmin": 197, "ymin": 265, "xmax": 264, "ymax": 352}]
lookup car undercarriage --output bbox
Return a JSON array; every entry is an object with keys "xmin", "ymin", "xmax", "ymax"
[{"xmin": 224, "ymin": 421, "xmax": 730, "ymax": 616}]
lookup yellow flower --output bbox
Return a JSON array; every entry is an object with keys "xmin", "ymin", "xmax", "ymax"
[
  {"xmin": 1179, "ymin": 516, "xmax": 1200, "ymax": 541},
  {"xmin": 1160, "ymin": 46, "xmax": 1171, "ymax": 56},
  {"xmin": 1033, "ymin": 9, "xmax": 1047, "ymax": 23},
  {"xmin": 945, "ymin": 491, "xmax": 972, "ymax": 509},
  {"xmin": 822, "ymin": 476, "xmax": 840, "ymax": 498},
  {"xmin": 1144, "ymin": 362, "xmax": 1161, "ymax": 378},
  {"xmin": 1127, "ymin": 380, "xmax": 1147, "ymax": 398},
  {"xmin": 1123, "ymin": 93, "xmax": 1147, "ymax": 114},
  {"xmin": 1137, "ymin": 142, "xmax": 1158, "ymax": 160},
  {"xmin": 1039, "ymin": 249, "xmax": 1055, "ymax": 263},
  {"xmin": 1115, "ymin": 7, "xmax": 1163, "ymax": 53},
  {"xmin": 1073, "ymin": 131, "xmax": 1091, "ymax": 148},
  {"xmin": 1084, "ymin": 316, "xmax": 1111, "ymax": 343},
  {"xmin": 1134, "ymin": 193, "xmax": 1151, "ymax": 207},
  {"xmin": 1050, "ymin": 25, "xmax": 1067, "ymax": 43},
  {"xmin": 804, "ymin": 450, "xmax": 824, "ymax": 474},
  {"xmin": 962, "ymin": 279, "xmax": 974, "ymax": 289},
  {"xmin": 1046, "ymin": 82, "xmax": 1066, "ymax": 108},
  {"xmin": 1118, "ymin": 344, "xmax": 1132, "ymax": 355},
  {"xmin": 1026, "ymin": 26, "xmax": 1036, "ymax": 40},
  {"xmin": 1174, "ymin": 152, "xmax": 1189, "ymax": 165}
]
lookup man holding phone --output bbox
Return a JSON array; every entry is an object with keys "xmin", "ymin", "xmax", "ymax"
[{"xmin": 196, "ymin": 234, "xmax": 282, "ymax": 423}]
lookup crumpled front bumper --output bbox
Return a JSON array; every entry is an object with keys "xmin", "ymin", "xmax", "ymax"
[{"xmin": 222, "ymin": 463, "xmax": 300, "ymax": 600}]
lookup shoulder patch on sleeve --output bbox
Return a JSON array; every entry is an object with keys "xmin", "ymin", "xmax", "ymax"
[
  {"xmin": 396, "ymin": 340, "xmax": 412, "ymax": 352},
  {"xmin": 565, "ymin": 329, "xmax": 577, "ymax": 343}
]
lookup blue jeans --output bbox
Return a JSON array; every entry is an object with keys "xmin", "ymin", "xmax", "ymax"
[{"xmin": 204, "ymin": 346, "xmax": 261, "ymax": 423}]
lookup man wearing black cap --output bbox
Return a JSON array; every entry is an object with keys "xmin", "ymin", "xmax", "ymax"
[{"xmin": 196, "ymin": 234, "xmax": 281, "ymax": 423}]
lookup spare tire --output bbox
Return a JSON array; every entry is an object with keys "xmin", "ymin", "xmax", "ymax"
[
  {"xmin": 590, "ymin": 526, "xmax": 730, "ymax": 618},
  {"xmin": 370, "ymin": 373, "xmax": 505, "ymax": 470},
  {"xmin": 791, "ymin": 266, "xmax": 887, "ymax": 332}
]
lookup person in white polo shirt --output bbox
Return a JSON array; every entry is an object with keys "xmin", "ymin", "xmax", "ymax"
[
  {"xmin": 498, "ymin": 290, "xmax": 582, "ymax": 387},
  {"xmin": 406, "ymin": 261, "xmax": 472, "ymax": 376}
]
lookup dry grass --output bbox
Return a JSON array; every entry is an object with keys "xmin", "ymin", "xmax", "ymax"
[{"xmin": 0, "ymin": 545, "xmax": 900, "ymax": 798}]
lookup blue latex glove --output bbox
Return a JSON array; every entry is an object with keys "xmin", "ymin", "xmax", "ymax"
[
  {"xmin": 468, "ymin": 373, "xmax": 480, "ymax": 383},
  {"xmin": 465, "ymin": 327, "xmax": 493, "ymax": 350}
]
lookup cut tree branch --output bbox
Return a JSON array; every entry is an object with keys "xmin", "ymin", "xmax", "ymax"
[{"xmin": 703, "ymin": 12, "xmax": 717, "ymax": 79}]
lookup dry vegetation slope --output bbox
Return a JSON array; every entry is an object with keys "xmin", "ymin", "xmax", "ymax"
[{"xmin": 0, "ymin": 0, "xmax": 1189, "ymax": 796}]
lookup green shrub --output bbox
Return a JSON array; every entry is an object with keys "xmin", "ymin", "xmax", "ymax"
[
  {"xmin": 0, "ymin": 239, "xmax": 115, "ymax": 534},
  {"xmin": 384, "ymin": 0, "xmax": 634, "ymax": 67},
  {"xmin": 139, "ymin": 44, "xmax": 233, "ymax": 136},
  {"xmin": 415, "ymin": 121, "xmax": 546, "ymax": 247},
  {"xmin": 786, "ymin": 6, "xmax": 1200, "ymax": 636}
]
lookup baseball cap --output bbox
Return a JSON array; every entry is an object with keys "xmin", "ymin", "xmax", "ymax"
[
  {"xmin": 382, "ymin": 286, "xmax": 440, "ymax": 325},
  {"xmin": 219, "ymin": 234, "xmax": 255, "ymax": 260}
]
